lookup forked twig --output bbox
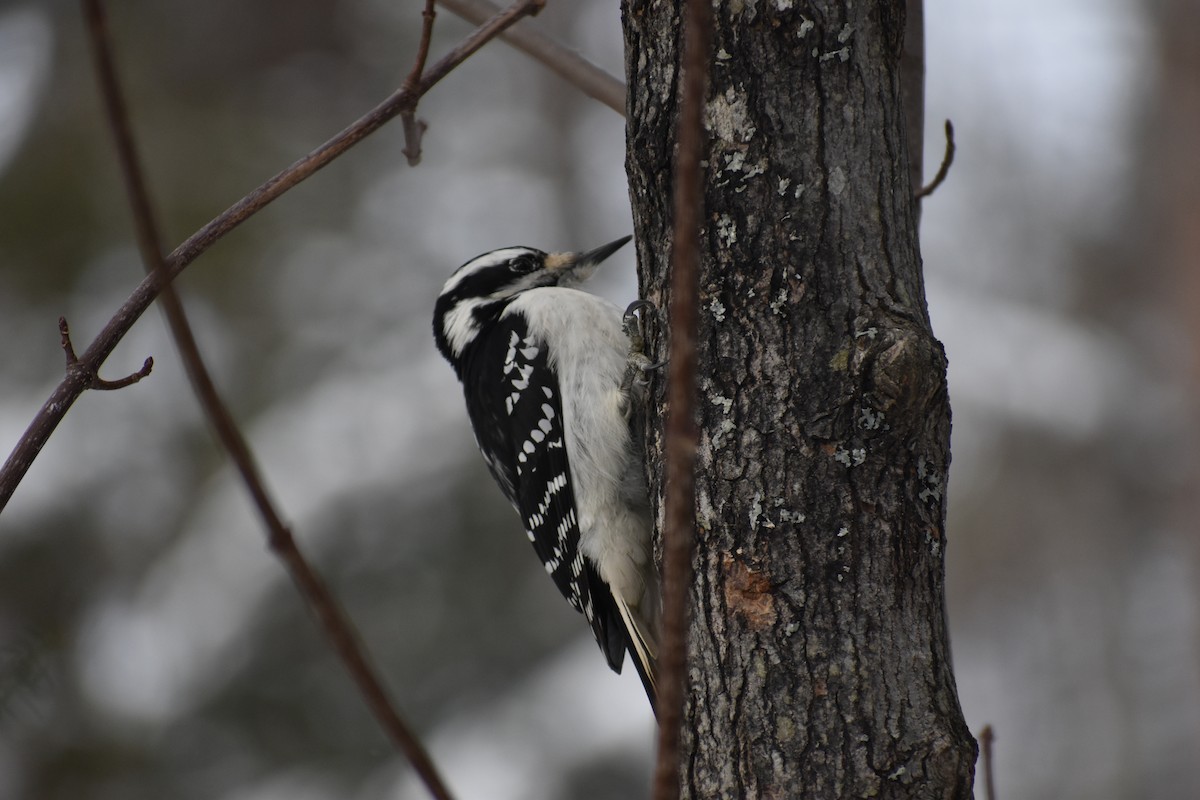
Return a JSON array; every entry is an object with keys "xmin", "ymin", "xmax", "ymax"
[
  {"xmin": 59, "ymin": 316, "xmax": 153, "ymax": 390},
  {"xmin": 915, "ymin": 119, "xmax": 955, "ymax": 200},
  {"xmin": 651, "ymin": 0, "xmax": 710, "ymax": 798},
  {"xmin": 401, "ymin": 0, "xmax": 439, "ymax": 165}
]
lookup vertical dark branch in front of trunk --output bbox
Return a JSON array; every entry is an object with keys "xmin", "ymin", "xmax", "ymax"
[
  {"xmin": 901, "ymin": 0, "xmax": 925, "ymax": 212},
  {"xmin": 622, "ymin": 1, "xmax": 976, "ymax": 797}
]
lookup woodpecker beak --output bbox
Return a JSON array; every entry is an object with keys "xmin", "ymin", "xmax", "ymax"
[{"xmin": 545, "ymin": 235, "xmax": 633, "ymax": 283}]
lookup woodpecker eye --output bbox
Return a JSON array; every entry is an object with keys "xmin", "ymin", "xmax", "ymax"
[{"xmin": 512, "ymin": 254, "xmax": 540, "ymax": 275}]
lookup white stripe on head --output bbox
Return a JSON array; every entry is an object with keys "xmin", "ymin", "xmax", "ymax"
[{"xmin": 440, "ymin": 247, "xmax": 538, "ymax": 295}]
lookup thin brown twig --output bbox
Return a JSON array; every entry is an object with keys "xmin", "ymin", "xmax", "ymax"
[
  {"xmin": 651, "ymin": 0, "xmax": 710, "ymax": 798},
  {"xmin": 405, "ymin": 0, "xmax": 440, "ymax": 90},
  {"xmin": 979, "ymin": 724, "xmax": 996, "ymax": 800},
  {"xmin": 401, "ymin": 0, "xmax": 439, "ymax": 165},
  {"xmin": 915, "ymin": 119, "xmax": 955, "ymax": 200},
  {"xmin": 438, "ymin": 0, "xmax": 625, "ymax": 115},
  {"xmin": 59, "ymin": 316, "xmax": 154, "ymax": 390},
  {"xmin": 0, "ymin": 0, "xmax": 546, "ymax": 512},
  {"xmin": 79, "ymin": 2, "xmax": 456, "ymax": 799}
]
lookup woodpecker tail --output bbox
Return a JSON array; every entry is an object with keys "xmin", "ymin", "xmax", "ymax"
[{"xmin": 616, "ymin": 598, "xmax": 659, "ymax": 717}]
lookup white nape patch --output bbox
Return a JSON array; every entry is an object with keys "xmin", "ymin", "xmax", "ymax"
[{"xmin": 441, "ymin": 297, "xmax": 485, "ymax": 358}]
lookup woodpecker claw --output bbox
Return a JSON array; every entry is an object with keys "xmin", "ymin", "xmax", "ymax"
[
  {"xmin": 623, "ymin": 299, "xmax": 657, "ymax": 323},
  {"xmin": 623, "ymin": 300, "xmax": 665, "ymax": 352}
]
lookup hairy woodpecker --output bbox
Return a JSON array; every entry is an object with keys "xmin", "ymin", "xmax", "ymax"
[{"xmin": 433, "ymin": 236, "xmax": 658, "ymax": 708}]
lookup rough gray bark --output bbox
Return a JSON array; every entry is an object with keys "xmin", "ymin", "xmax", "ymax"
[{"xmin": 622, "ymin": 1, "xmax": 976, "ymax": 797}]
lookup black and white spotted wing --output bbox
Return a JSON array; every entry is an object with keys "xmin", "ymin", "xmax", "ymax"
[{"xmin": 460, "ymin": 312, "xmax": 627, "ymax": 670}]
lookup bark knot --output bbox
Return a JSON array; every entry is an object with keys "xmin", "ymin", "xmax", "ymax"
[{"xmin": 862, "ymin": 322, "xmax": 947, "ymax": 423}]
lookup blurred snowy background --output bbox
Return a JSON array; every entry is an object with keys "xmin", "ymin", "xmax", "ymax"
[{"xmin": 0, "ymin": 1, "xmax": 1195, "ymax": 798}]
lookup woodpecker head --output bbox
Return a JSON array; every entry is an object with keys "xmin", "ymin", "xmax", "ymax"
[{"xmin": 433, "ymin": 235, "xmax": 632, "ymax": 365}]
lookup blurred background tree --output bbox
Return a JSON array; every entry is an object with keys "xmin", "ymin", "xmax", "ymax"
[{"xmin": 0, "ymin": 1, "xmax": 1194, "ymax": 799}]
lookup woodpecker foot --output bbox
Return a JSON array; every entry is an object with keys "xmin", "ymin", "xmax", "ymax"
[
  {"xmin": 623, "ymin": 299, "xmax": 667, "ymax": 370},
  {"xmin": 621, "ymin": 300, "xmax": 666, "ymax": 418}
]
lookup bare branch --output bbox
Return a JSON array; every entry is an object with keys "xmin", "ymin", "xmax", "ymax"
[
  {"xmin": 58, "ymin": 316, "xmax": 80, "ymax": 367},
  {"xmin": 0, "ymin": 0, "xmax": 545, "ymax": 511},
  {"xmin": 401, "ymin": 0, "xmax": 438, "ymax": 165},
  {"xmin": 89, "ymin": 358, "xmax": 155, "ymax": 391},
  {"xmin": 652, "ymin": 0, "xmax": 710, "ymax": 798},
  {"xmin": 77, "ymin": 2, "xmax": 457, "ymax": 798},
  {"xmin": 439, "ymin": 0, "xmax": 625, "ymax": 115},
  {"xmin": 419, "ymin": 0, "xmax": 544, "ymax": 90},
  {"xmin": 915, "ymin": 119, "xmax": 956, "ymax": 200}
]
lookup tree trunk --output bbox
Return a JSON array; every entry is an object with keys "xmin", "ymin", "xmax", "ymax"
[{"xmin": 621, "ymin": 2, "xmax": 977, "ymax": 797}]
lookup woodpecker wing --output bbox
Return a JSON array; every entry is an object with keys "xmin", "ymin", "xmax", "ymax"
[{"xmin": 461, "ymin": 313, "xmax": 628, "ymax": 670}]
